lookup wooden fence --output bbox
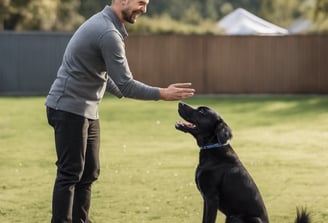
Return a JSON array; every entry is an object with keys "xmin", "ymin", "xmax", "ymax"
[
  {"xmin": 126, "ymin": 35, "xmax": 328, "ymax": 94},
  {"xmin": 0, "ymin": 32, "xmax": 327, "ymax": 95}
]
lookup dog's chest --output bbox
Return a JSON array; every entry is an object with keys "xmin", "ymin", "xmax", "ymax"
[
  {"xmin": 195, "ymin": 151, "xmax": 238, "ymax": 196},
  {"xmin": 195, "ymin": 161, "xmax": 225, "ymax": 195}
]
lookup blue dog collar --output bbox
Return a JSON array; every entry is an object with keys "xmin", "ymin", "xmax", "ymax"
[{"xmin": 200, "ymin": 142, "xmax": 228, "ymax": 150}]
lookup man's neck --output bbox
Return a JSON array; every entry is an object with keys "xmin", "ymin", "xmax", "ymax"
[{"xmin": 110, "ymin": 5, "xmax": 125, "ymax": 24}]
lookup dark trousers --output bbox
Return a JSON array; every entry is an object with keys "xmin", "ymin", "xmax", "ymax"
[{"xmin": 47, "ymin": 107, "xmax": 100, "ymax": 223}]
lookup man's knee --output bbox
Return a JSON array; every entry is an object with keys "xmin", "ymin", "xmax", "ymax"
[
  {"xmin": 56, "ymin": 162, "xmax": 84, "ymax": 184},
  {"xmin": 56, "ymin": 161, "xmax": 100, "ymax": 186},
  {"xmin": 80, "ymin": 165, "xmax": 100, "ymax": 184}
]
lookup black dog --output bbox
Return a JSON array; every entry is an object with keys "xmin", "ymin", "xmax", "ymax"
[{"xmin": 175, "ymin": 102, "xmax": 310, "ymax": 223}]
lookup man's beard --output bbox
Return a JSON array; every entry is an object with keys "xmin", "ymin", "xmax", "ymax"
[{"xmin": 122, "ymin": 9, "xmax": 141, "ymax": 24}]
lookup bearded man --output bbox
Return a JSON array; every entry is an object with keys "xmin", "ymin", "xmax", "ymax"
[{"xmin": 45, "ymin": 0, "xmax": 195, "ymax": 222}]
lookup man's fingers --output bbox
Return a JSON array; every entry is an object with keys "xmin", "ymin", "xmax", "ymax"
[
  {"xmin": 180, "ymin": 92, "xmax": 194, "ymax": 99},
  {"xmin": 170, "ymin": 83, "xmax": 193, "ymax": 88},
  {"xmin": 160, "ymin": 82, "xmax": 195, "ymax": 100},
  {"xmin": 176, "ymin": 88, "xmax": 195, "ymax": 99},
  {"xmin": 170, "ymin": 83, "xmax": 195, "ymax": 94},
  {"xmin": 172, "ymin": 83, "xmax": 195, "ymax": 99}
]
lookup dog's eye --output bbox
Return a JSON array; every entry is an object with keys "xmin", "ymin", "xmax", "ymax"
[
  {"xmin": 197, "ymin": 107, "xmax": 209, "ymax": 116},
  {"xmin": 198, "ymin": 109, "xmax": 206, "ymax": 115}
]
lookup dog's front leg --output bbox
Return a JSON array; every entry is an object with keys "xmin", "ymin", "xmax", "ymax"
[{"xmin": 202, "ymin": 198, "xmax": 218, "ymax": 223}]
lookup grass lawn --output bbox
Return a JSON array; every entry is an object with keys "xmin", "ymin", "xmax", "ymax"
[{"xmin": 0, "ymin": 95, "xmax": 327, "ymax": 223}]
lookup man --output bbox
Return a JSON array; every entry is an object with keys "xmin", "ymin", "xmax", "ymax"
[{"xmin": 45, "ymin": 0, "xmax": 195, "ymax": 222}]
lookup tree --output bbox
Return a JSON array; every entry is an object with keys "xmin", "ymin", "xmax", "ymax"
[
  {"xmin": 1, "ymin": 0, "xmax": 83, "ymax": 31},
  {"xmin": 79, "ymin": 0, "xmax": 107, "ymax": 19},
  {"xmin": 313, "ymin": 0, "xmax": 328, "ymax": 32},
  {"xmin": 2, "ymin": 0, "xmax": 327, "ymax": 33},
  {"xmin": 260, "ymin": 0, "xmax": 328, "ymax": 33},
  {"xmin": 259, "ymin": 0, "xmax": 302, "ymax": 27},
  {"xmin": 0, "ymin": 0, "xmax": 12, "ymax": 30},
  {"xmin": 16, "ymin": 0, "xmax": 58, "ymax": 30},
  {"xmin": 314, "ymin": 0, "xmax": 328, "ymax": 19},
  {"xmin": 52, "ymin": 0, "xmax": 84, "ymax": 32}
]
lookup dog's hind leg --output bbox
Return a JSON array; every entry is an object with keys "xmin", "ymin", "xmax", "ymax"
[
  {"xmin": 225, "ymin": 216, "xmax": 263, "ymax": 223},
  {"xmin": 225, "ymin": 216, "xmax": 244, "ymax": 223}
]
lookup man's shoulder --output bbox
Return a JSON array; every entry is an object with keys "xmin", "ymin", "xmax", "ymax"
[
  {"xmin": 84, "ymin": 11, "xmax": 116, "ymax": 33},
  {"xmin": 71, "ymin": 12, "xmax": 119, "ymax": 45}
]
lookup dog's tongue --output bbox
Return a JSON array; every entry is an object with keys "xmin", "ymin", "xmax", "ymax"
[{"xmin": 175, "ymin": 121, "xmax": 196, "ymax": 128}]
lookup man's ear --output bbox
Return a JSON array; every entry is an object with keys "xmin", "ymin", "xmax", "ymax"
[
  {"xmin": 119, "ymin": 0, "xmax": 127, "ymax": 6},
  {"xmin": 112, "ymin": 0, "xmax": 125, "ymax": 8},
  {"xmin": 215, "ymin": 121, "xmax": 232, "ymax": 144}
]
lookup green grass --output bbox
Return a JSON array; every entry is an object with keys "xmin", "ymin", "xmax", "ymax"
[{"xmin": 0, "ymin": 95, "xmax": 327, "ymax": 223}]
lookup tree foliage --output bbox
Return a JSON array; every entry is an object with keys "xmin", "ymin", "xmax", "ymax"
[
  {"xmin": 0, "ymin": 0, "xmax": 83, "ymax": 31},
  {"xmin": 0, "ymin": 0, "xmax": 11, "ymax": 30},
  {"xmin": 260, "ymin": 0, "xmax": 328, "ymax": 33},
  {"xmin": 0, "ymin": 0, "xmax": 327, "ymax": 33},
  {"xmin": 79, "ymin": 0, "xmax": 107, "ymax": 19},
  {"xmin": 313, "ymin": 0, "xmax": 328, "ymax": 33}
]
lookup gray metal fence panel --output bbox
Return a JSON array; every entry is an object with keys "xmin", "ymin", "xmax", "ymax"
[{"xmin": 0, "ymin": 31, "xmax": 71, "ymax": 95}]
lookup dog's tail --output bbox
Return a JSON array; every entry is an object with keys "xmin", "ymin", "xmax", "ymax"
[{"xmin": 294, "ymin": 208, "xmax": 311, "ymax": 223}]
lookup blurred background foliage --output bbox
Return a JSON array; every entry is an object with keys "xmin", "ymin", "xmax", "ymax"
[{"xmin": 0, "ymin": 0, "xmax": 327, "ymax": 34}]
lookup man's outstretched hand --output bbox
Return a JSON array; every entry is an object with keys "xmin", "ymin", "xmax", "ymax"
[{"xmin": 160, "ymin": 83, "xmax": 195, "ymax": 101}]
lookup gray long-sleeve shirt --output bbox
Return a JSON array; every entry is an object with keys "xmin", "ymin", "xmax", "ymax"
[{"xmin": 45, "ymin": 6, "xmax": 160, "ymax": 119}]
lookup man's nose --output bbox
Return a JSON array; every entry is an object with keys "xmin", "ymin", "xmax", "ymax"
[{"xmin": 140, "ymin": 5, "xmax": 147, "ymax": 13}]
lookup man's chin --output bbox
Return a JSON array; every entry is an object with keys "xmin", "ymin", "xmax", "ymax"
[
  {"xmin": 128, "ymin": 19, "xmax": 137, "ymax": 24},
  {"xmin": 124, "ymin": 17, "xmax": 137, "ymax": 24}
]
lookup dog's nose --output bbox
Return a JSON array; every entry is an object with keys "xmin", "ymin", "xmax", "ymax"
[{"xmin": 178, "ymin": 102, "xmax": 186, "ymax": 108}]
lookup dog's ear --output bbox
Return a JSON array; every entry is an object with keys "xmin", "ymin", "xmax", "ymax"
[{"xmin": 215, "ymin": 121, "xmax": 232, "ymax": 144}]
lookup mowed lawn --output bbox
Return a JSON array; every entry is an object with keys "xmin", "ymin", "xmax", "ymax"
[{"xmin": 0, "ymin": 95, "xmax": 327, "ymax": 223}]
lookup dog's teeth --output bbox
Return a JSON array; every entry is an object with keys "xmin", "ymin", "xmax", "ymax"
[{"xmin": 176, "ymin": 121, "xmax": 196, "ymax": 129}]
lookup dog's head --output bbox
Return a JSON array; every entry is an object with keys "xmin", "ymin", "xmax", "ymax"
[{"xmin": 175, "ymin": 102, "xmax": 232, "ymax": 147}]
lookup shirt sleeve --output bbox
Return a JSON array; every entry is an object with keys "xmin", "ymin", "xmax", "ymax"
[{"xmin": 99, "ymin": 30, "xmax": 160, "ymax": 100}]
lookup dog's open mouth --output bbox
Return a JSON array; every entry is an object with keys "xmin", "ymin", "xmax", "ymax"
[
  {"xmin": 176, "ymin": 103, "xmax": 198, "ymax": 132},
  {"xmin": 175, "ymin": 121, "xmax": 197, "ymax": 132}
]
